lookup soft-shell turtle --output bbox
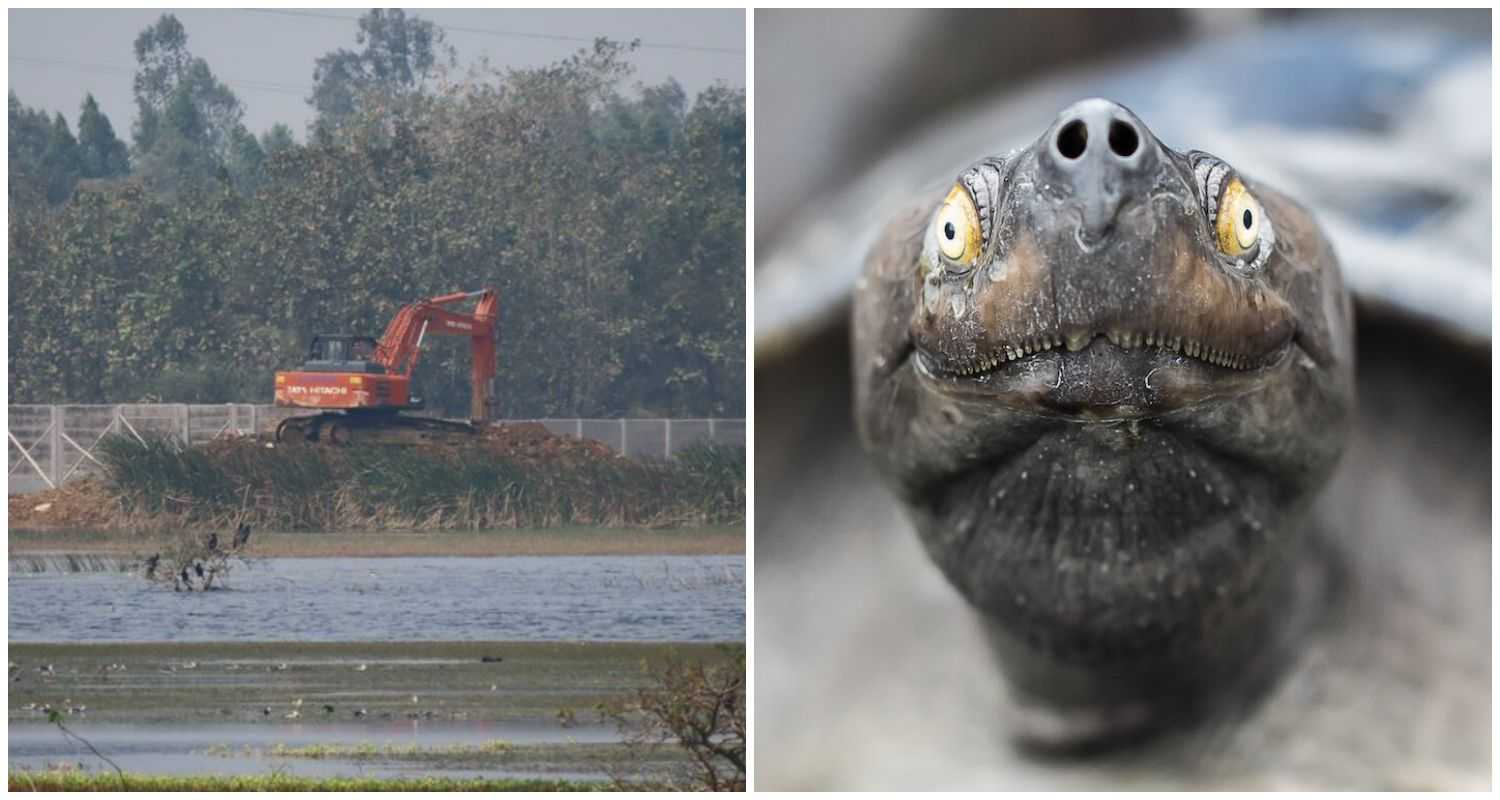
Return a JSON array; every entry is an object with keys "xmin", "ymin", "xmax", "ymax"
[{"xmin": 756, "ymin": 14, "xmax": 1489, "ymax": 791}]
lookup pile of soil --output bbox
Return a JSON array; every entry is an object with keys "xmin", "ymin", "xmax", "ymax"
[
  {"xmin": 8, "ymin": 478, "xmax": 119, "ymax": 529},
  {"xmin": 474, "ymin": 423, "xmax": 623, "ymax": 467},
  {"xmin": 195, "ymin": 422, "xmax": 622, "ymax": 466}
]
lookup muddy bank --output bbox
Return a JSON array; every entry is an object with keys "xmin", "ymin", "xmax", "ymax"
[
  {"xmin": 9, "ymin": 526, "xmax": 744, "ymax": 558},
  {"xmin": 9, "ymin": 641, "xmax": 736, "ymax": 725},
  {"xmin": 11, "ymin": 640, "xmax": 738, "ymax": 787}
]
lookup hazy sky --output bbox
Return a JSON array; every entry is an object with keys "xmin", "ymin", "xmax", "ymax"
[{"xmin": 8, "ymin": 8, "xmax": 744, "ymax": 140}]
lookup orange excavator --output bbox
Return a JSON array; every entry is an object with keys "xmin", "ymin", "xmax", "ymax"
[{"xmin": 273, "ymin": 289, "xmax": 499, "ymax": 445}]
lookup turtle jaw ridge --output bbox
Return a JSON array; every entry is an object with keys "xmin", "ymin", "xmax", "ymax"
[
  {"xmin": 912, "ymin": 333, "xmax": 1298, "ymax": 421},
  {"xmin": 923, "ymin": 326, "xmax": 1289, "ymax": 378}
]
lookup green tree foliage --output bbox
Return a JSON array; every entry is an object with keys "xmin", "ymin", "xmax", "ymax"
[
  {"xmin": 309, "ymin": 9, "xmax": 452, "ymax": 141},
  {"xmin": 39, "ymin": 113, "xmax": 83, "ymax": 205},
  {"xmin": 76, "ymin": 94, "xmax": 130, "ymax": 180},
  {"xmin": 12, "ymin": 92, "xmax": 131, "ymax": 206},
  {"xmin": 259, "ymin": 123, "xmax": 296, "ymax": 158},
  {"xmin": 9, "ymin": 92, "xmax": 55, "ymax": 205},
  {"xmin": 9, "ymin": 33, "xmax": 745, "ymax": 419},
  {"xmin": 224, "ymin": 125, "xmax": 267, "ymax": 192},
  {"xmin": 130, "ymin": 13, "xmax": 260, "ymax": 193},
  {"xmin": 132, "ymin": 15, "xmax": 241, "ymax": 152}
]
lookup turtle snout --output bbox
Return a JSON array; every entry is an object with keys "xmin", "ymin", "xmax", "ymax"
[{"xmin": 1039, "ymin": 98, "xmax": 1161, "ymax": 245}]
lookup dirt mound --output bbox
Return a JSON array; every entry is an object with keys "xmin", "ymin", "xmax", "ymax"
[
  {"xmin": 475, "ymin": 422, "xmax": 623, "ymax": 467},
  {"xmin": 8, "ymin": 478, "xmax": 120, "ymax": 529}
]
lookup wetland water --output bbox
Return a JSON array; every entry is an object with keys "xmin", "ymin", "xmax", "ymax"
[
  {"xmin": 10, "ymin": 551, "xmax": 742, "ymax": 781},
  {"xmin": 8, "ymin": 719, "xmax": 621, "ymax": 779},
  {"xmin": 10, "ymin": 554, "xmax": 744, "ymax": 643}
]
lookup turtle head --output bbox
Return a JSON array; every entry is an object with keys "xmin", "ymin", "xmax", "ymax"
[
  {"xmin": 853, "ymin": 98, "xmax": 1355, "ymax": 745},
  {"xmin": 910, "ymin": 98, "xmax": 1347, "ymax": 408}
]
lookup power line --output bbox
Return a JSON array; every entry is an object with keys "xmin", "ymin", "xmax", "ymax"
[
  {"xmin": 239, "ymin": 8, "xmax": 744, "ymax": 55},
  {"xmin": 10, "ymin": 10, "xmax": 743, "ymax": 105},
  {"xmin": 9, "ymin": 55, "xmax": 312, "ymax": 97}
]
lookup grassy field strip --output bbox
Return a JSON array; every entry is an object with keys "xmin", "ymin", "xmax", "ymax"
[
  {"xmin": 8, "ymin": 771, "xmax": 614, "ymax": 791},
  {"xmin": 198, "ymin": 740, "xmax": 689, "ymax": 772},
  {"xmin": 10, "ymin": 641, "xmax": 739, "ymax": 725}
]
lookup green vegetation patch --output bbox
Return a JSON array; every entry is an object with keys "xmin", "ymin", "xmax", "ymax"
[
  {"xmin": 94, "ymin": 434, "xmax": 744, "ymax": 530},
  {"xmin": 11, "ymin": 13, "xmax": 745, "ymax": 421},
  {"xmin": 8, "ymin": 769, "xmax": 610, "ymax": 792},
  {"xmin": 200, "ymin": 740, "xmax": 687, "ymax": 774}
]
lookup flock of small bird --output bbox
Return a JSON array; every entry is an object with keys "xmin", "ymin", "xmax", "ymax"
[
  {"xmin": 14, "ymin": 654, "xmax": 508, "ymax": 724},
  {"xmin": 21, "ymin": 700, "xmax": 86, "ymax": 716},
  {"xmin": 258, "ymin": 691, "xmax": 445, "ymax": 722},
  {"xmin": 14, "ymin": 660, "xmax": 81, "ymax": 716}
]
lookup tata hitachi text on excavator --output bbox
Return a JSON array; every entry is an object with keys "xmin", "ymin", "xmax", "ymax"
[{"xmin": 273, "ymin": 289, "xmax": 498, "ymax": 445}]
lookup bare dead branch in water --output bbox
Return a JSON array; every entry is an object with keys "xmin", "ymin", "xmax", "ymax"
[
  {"xmin": 595, "ymin": 647, "xmax": 745, "ymax": 791},
  {"xmin": 134, "ymin": 520, "xmax": 256, "ymax": 592},
  {"xmin": 48, "ymin": 710, "xmax": 126, "ymax": 790}
]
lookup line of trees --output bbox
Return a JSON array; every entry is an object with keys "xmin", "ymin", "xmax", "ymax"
[{"xmin": 9, "ymin": 10, "xmax": 745, "ymax": 418}]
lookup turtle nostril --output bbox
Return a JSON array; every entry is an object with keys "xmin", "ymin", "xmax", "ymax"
[
  {"xmin": 1108, "ymin": 119, "xmax": 1139, "ymax": 158},
  {"xmin": 1056, "ymin": 119, "xmax": 1088, "ymax": 160}
]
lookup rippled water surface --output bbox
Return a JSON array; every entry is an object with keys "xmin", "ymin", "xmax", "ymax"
[
  {"xmin": 9, "ymin": 720, "xmax": 619, "ymax": 779},
  {"xmin": 10, "ymin": 555, "xmax": 743, "ymax": 643}
]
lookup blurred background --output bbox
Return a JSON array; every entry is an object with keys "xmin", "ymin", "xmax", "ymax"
[{"xmin": 755, "ymin": 9, "xmax": 1490, "ymax": 790}]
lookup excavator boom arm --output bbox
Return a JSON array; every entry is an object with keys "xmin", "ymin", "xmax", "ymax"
[{"xmin": 372, "ymin": 289, "xmax": 499, "ymax": 421}]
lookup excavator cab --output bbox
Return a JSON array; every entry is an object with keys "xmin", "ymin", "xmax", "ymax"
[
  {"xmin": 302, "ymin": 335, "xmax": 385, "ymax": 374},
  {"xmin": 274, "ymin": 288, "xmax": 497, "ymax": 444}
]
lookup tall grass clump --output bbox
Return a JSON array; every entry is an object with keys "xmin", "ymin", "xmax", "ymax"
[
  {"xmin": 8, "ymin": 769, "xmax": 607, "ymax": 792},
  {"xmin": 666, "ymin": 441, "xmax": 745, "ymax": 522},
  {"xmin": 93, "ymin": 433, "xmax": 744, "ymax": 531}
]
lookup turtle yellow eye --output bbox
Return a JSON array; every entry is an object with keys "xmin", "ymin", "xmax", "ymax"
[
  {"xmin": 935, "ymin": 184, "xmax": 982, "ymax": 265},
  {"xmin": 1215, "ymin": 178, "xmax": 1263, "ymax": 258}
]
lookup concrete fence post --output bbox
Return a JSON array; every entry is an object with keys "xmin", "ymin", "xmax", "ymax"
[
  {"xmin": 575, "ymin": 418, "xmax": 583, "ymax": 440},
  {"xmin": 664, "ymin": 419, "xmax": 673, "ymax": 459},
  {"xmin": 181, "ymin": 404, "xmax": 191, "ymax": 447},
  {"xmin": 49, "ymin": 405, "xmax": 62, "ymax": 488},
  {"xmin": 620, "ymin": 418, "xmax": 628, "ymax": 457},
  {"xmin": 708, "ymin": 417, "xmax": 717, "ymax": 444}
]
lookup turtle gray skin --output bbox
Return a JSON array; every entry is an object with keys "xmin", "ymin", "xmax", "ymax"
[
  {"xmin": 755, "ymin": 13, "xmax": 1489, "ymax": 790},
  {"xmin": 853, "ymin": 98, "xmax": 1353, "ymax": 749}
]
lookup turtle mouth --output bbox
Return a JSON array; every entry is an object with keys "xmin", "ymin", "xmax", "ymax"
[
  {"xmin": 913, "ymin": 327, "xmax": 1297, "ymax": 418},
  {"xmin": 911, "ymin": 228, "xmax": 1301, "ymax": 408},
  {"xmin": 928, "ymin": 325, "xmax": 1285, "ymax": 378}
]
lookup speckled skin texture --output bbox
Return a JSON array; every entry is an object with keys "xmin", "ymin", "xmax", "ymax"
[{"xmin": 851, "ymin": 100, "xmax": 1356, "ymax": 747}]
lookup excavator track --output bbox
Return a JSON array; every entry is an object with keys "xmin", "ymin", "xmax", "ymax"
[{"xmin": 275, "ymin": 411, "xmax": 482, "ymax": 446}]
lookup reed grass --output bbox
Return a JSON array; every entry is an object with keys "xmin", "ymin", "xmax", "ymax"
[
  {"xmin": 93, "ymin": 434, "xmax": 744, "ymax": 531},
  {"xmin": 7, "ymin": 769, "xmax": 609, "ymax": 792}
]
